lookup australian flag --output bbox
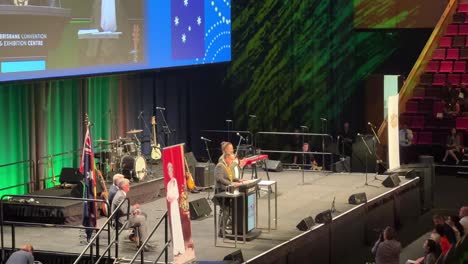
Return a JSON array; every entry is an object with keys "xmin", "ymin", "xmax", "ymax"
[
  {"xmin": 79, "ymin": 127, "xmax": 97, "ymax": 241},
  {"xmin": 171, "ymin": 0, "xmax": 205, "ymax": 59}
]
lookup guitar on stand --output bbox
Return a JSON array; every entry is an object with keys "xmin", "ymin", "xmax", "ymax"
[
  {"xmin": 184, "ymin": 158, "xmax": 196, "ymax": 191},
  {"xmin": 151, "ymin": 116, "xmax": 162, "ymax": 160}
]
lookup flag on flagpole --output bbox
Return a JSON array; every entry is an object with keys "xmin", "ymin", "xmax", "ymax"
[{"xmin": 79, "ymin": 125, "xmax": 98, "ymax": 241}]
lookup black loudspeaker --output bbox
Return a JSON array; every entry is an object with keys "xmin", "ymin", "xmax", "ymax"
[
  {"xmin": 315, "ymin": 209, "xmax": 333, "ymax": 224},
  {"xmin": 59, "ymin": 168, "xmax": 82, "ymax": 184},
  {"xmin": 348, "ymin": 192, "xmax": 367, "ymax": 205},
  {"xmin": 195, "ymin": 163, "xmax": 215, "ymax": 187},
  {"xmin": 223, "ymin": 250, "xmax": 244, "ymax": 263},
  {"xmin": 264, "ymin": 160, "xmax": 283, "ymax": 172},
  {"xmin": 189, "ymin": 198, "xmax": 212, "ymax": 220},
  {"xmin": 296, "ymin": 216, "xmax": 315, "ymax": 231},
  {"xmin": 382, "ymin": 173, "xmax": 401, "ymax": 188},
  {"xmin": 332, "ymin": 157, "xmax": 350, "ymax": 173}
]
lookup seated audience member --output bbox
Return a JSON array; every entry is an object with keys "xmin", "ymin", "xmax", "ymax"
[
  {"xmin": 293, "ymin": 142, "xmax": 320, "ymax": 170},
  {"xmin": 460, "ymin": 206, "xmax": 468, "ymax": 235},
  {"xmin": 442, "ymin": 128, "xmax": 461, "ymax": 164},
  {"xmin": 111, "ymin": 178, "xmax": 153, "ymax": 250},
  {"xmin": 433, "ymin": 214, "xmax": 457, "ymax": 245},
  {"xmin": 6, "ymin": 244, "xmax": 34, "ymax": 264},
  {"xmin": 447, "ymin": 215, "xmax": 465, "ymax": 242},
  {"xmin": 399, "ymin": 123, "xmax": 413, "ymax": 164},
  {"xmin": 108, "ymin": 173, "xmax": 124, "ymax": 205},
  {"xmin": 406, "ymin": 239, "xmax": 439, "ymax": 264},
  {"xmin": 448, "ymin": 98, "xmax": 465, "ymax": 117},
  {"xmin": 372, "ymin": 226, "xmax": 401, "ymax": 264},
  {"xmin": 434, "ymin": 224, "xmax": 451, "ymax": 256},
  {"xmin": 443, "ymin": 83, "xmax": 458, "ymax": 107}
]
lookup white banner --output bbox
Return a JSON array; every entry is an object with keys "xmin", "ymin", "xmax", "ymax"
[{"xmin": 387, "ymin": 94, "xmax": 400, "ymax": 170}]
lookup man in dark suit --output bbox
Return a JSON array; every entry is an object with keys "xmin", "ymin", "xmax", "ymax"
[
  {"xmin": 108, "ymin": 173, "xmax": 124, "ymax": 205},
  {"xmin": 111, "ymin": 178, "xmax": 153, "ymax": 250},
  {"xmin": 215, "ymin": 153, "xmax": 242, "ymax": 236}
]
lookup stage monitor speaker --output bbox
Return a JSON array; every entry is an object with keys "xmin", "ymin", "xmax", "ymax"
[
  {"xmin": 382, "ymin": 173, "xmax": 401, "ymax": 188},
  {"xmin": 195, "ymin": 163, "xmax": 215, "ymax": 187},
  {"xmin": 296, "ymin": 216, "xmax": 315, "ymax": 231},
  {"xmin": 184, "ymin": 152, "xmax": 197, "ymax": 176},
  {"xmin": 332, "ymin": 157, "xmax": 350, "ymax": 173},
  {"xmin": 348, "ymin": 192, "xmax": 367, "ymax": 205},
  {"xmin": 223, "ymin": 250, "xmax": 244, "ymax": 264},
  {"xmin": 189, "ymin": 198, "xmax": 212, "ymax": 220},
  {"xmin": 315, "ymin": 209, "xmax": 332, "ymax": 224},
  {"xmin": 264, "ymin": 160, "xmax": 283, "ymax": 172},
  {"xmin": 59, "ymin": 168, "xmax": 82, "ymax": 184}
]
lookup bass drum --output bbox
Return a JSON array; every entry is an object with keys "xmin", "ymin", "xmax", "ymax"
[{"xmin": 120, "ymin": 155, "xmax": 147, "ymax": 181}]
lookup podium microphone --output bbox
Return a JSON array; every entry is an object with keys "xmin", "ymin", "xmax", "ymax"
[
  {"xmin": 156, "ymin": 106, "xmax": 166, "ymax": 111},
  {"xmin": 137, "ymin": 111, "xmax": 144, "ymax": 119},
  {"xmin": 201, "ymin": 137, "xmax": 212, "ymax": 142},
  {"xmin": 236, "ymin": 132, "xmax": 245, "ymax": 140},
  {"xmin": 368, "ymin": 122, "xmax": 376, "ymax": 128}
]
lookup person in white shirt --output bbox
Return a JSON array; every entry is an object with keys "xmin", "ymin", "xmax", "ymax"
[{"xmin": 399, "ymin": 123, "xmax": 413, "ymax": 164}]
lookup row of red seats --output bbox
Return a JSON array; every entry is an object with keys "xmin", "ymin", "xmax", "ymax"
[
  {"xmin": 459, "ymin": 3, "xmax": 468, "ymax": 13},
  {"xmin": 420, "ymin": 72, "xmax": 468, "ymax": 85},
  {"xmin": 405, "ymin": 100, "xmax": 445, "ymax": 115},
  {"xmin": 432, "ymin": 48, "xmax": 468, "ymax": 60},
  {"xmin": 446, "ymin": 24, "xmax": 468, "ymax": 35},
  {"xmin": 440, "ymin": 35, "xmax": 468, "ymax": 47},
  {"xmin": 426, "ymin": 60, "xmax": 466, "ymax": 73}
]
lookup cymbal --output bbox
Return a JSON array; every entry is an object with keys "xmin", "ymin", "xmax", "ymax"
[
  {"xmin": 127, "ymin": 129, "xmax": 143, "ymax": 134},
  {"xmin": 95, "ymin": 139, "xmax": 109, "ymax": 143}
]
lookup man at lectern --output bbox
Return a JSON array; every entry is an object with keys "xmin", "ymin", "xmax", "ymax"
[{"xmin": 215, "ymin": 153, "xmax": 242, "ymax": 235}]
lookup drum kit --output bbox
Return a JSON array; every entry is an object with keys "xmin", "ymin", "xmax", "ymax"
[{"xmin": 94, "ymin": 129, "xmax": 148, "ymax": 182}]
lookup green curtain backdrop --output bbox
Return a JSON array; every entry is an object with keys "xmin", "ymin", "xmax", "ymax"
[
  {"xmin": 0, "ymin": 84, "xmax": 34, "ymax": 197},
  {"xmin": 0, "ymin": 75, "xmax": 120, "ymax": 196}
]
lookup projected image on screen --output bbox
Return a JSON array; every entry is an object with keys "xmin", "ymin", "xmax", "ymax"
[
  {"xmin": 354, "ymin": 0, "xmax": 446, "ymax": 29},
  {"xmin": 0, "ymin": 0, "xmax": 231, "ymax": 82}
]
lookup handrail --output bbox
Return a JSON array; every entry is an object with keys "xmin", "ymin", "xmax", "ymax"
[
  {"xmin": 377, "ymin": 0, "xmax": 458, "ymax": 144},
  {"xmin": 0, "ymin": 160, "xmax": 35, "ymax": 194},
  {"xmin": 0, "ymin": 194, "xmax": 112, "ymax": 263},
  {"xmin": 73, "ymin": 196, "xmax": 131, "ymax": 264},
  {"xmin": 128, "ymin": 211, "xmax": 169, "ymax": 264}
]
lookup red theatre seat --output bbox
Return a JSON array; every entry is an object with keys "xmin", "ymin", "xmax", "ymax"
[
  {"xmin": 460, "ymin": 25, "xmax": 468, "ymax": 35},
  {"xmin": 433, "ymin": 101, "xmax": 445, "ymax": 115},
  {"xmin": 440, "ymin": 61, "xmax": 454, "ymax": 72},
  {"xmin": 427, "ymin": 61, "xmax": 440, "ymax": 72},
  {"xmin": 406, "ymin": 101, "xmax": 418, "ymax": 113},
  {"xmin": 462, "ymin": 73, "xmax": 468, "ymax": 84},
  {"xmin": 440, "ymin": 36, "xmax": 452, "ymax": 48},
  {"xmin": 456, "ymin": 117, "xmax": 468, "ymax": 130},
  {"xmin": 454, "ymin": 61, "xmax": 466, "ymax": 73},
  {"xmin": 448, "ymin": 73, "xmax": 461, "ymax": 84},
  {"xmin": 459, "ymin": 3, "xmax": 468, "ymax": 13},
  {"xmin": 433, "ymin": 74, "xmax": 447, "ymax": 85},
  {"xmin": 433, "ymin": 48, "xmax": 446, "ymax": 60},
  {"xmin": 446, "ymin": 48, "xmax": 459, "ymax": 60},
  {"xmin": 417, "ymin": 132, "xmax": 432, "ymax": 145},
  {"xmin": 447, "ymin": 24, "xmax": 459, "ymax": 35},
  {"xmin": 412, "ymin": 115, "xmax": 425, "ymax": 128}
]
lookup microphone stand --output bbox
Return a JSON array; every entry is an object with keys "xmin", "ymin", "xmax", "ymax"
[
  {"xmin": 203, "ymin": 140, "xmax": 214, "ymax": 202},
  {"xmin": 359, "ymin": 135, "xmax": 377, "ymax": 188},
  {"xmin": 321, "ymin": 119, "xmax": 327, "ymax": 170},
  {"xmin": 369, "ymin": 125, "xmax": 384, "ymax": 180},
  {"xmin": 300, "ymin": 126, "xmax": 307, "ymax": 185},
  {"xmin": 158, "ymin": 108, "xmax": 172, "ymax": 146}
]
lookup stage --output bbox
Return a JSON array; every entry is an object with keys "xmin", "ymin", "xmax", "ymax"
[{"xmin": 1, "ymin": 169, "xmax": 421, "ymax": 263}]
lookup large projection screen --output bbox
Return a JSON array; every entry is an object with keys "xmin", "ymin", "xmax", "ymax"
[{"xmin": 0, "ymin": 0, "xmax": 232, "ymax": 82}]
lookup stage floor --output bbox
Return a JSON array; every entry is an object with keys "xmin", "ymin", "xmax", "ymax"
[{"xmin": 1, "ymin": 170, "xmax": 412, "ymax": 262}]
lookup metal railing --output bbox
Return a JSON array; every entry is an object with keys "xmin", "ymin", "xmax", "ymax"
[
  {"xmin": 128, "ymin": 211, "xmax": 170, "ymax": 264},
  {"xmin": 36, "ymin": 148, "xmax": 83, "ymax": 187},
  {"xmin": 255, "ymin": 132, "xmax": 335, "ymax": 184},
  {"xmin": 0, "ymin": 194, "xmax": 113, "ymax": 263},
  {"xmin": 0, "ymin": 160, "xmax": 35, "ymax": 194},
  {"xmin": 73, "ymin": 196, "xmax": 131, "ymax": 264}
]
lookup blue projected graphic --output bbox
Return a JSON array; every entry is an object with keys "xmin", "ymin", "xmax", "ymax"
[{"xmin": 0, "ymin": 0, "xmax": 231, "ymax": 82}]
